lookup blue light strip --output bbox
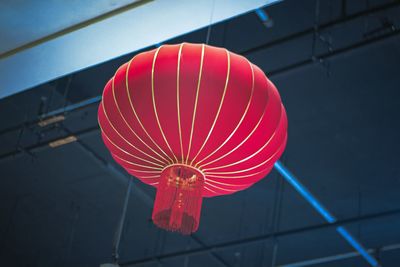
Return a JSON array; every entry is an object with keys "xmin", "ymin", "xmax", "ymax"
[
  {"xmin": 274, "ymin": 161, "xmax": 380, "ymax": 267},
  {"xmin": 255, "ymin": 8, "xmax": 269, "ymax": 22},
  {"xmin": 336, "ymin": 226, "xmax": 379, "ymax": 267},
  {"xmin": 274, "ymin": 161, "xmax": 336, "ymax": 223}
]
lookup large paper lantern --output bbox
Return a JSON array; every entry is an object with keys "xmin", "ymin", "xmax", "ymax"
[{"xmin": 98, "ymin": 43, "xmax": 287, "ymax": 234}]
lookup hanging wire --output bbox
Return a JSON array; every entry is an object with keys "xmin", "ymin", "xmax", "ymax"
[
  {"xmin": 311, "ymin": 0, "xmax": 320, "ymax": 61},
  {"xmin": 205, "ymin": 0, "xmax": 216, "ymax": 44},
  {"xmin": 113, "ymin": 178, "xmax": 133, "ymax": 263},
  {"xmin": 62, "ymin": 75, "xmax": 73, "ymax": 110},
  {"xmin": 311, "ymin": 0, "xmax": 332, "ymax": 76},
  {"xmin": 271, "ymin": 176, "xmax": 284, "ymax": 267}
]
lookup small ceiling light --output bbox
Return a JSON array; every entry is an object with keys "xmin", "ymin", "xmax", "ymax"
[
  {"xmin": 38, "ymin": 115, "xmax": 65, "ymax": 127},
  {"xmin": 255, "ymin": 8, "xmax": 274, "ymax": 28},
  {"xmin": 48, "ymin": 135, "xmax": 77, "ymax": 148}
]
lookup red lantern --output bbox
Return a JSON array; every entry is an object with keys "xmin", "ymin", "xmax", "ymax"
[{"xmin": 98, "ymin": 43, "xmax": 287, "ymax": 234}]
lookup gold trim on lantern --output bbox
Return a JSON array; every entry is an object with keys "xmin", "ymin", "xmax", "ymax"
[
  {"xmin": 101, "ymin": 83, "xmax": 166, "ymax": 165},
  {"xmin": 195, "ymin": 59, "xmax": 255, "ymax": 168},
  {"xmin": 207, "ymin": 168, "xmax": 267, "ymax": 179},
  {"xmin": 198, "ymin": 104, "xmax": 266, "ymax": 169},
  {"xmin": 205, "ymin": 179, "xmax": 252, "ymax": 187},
  {"xmin": 198, "ymin": 74, "xmax": 280, "ymax": 170},
  {"xmin": 99, "ymin": 123, "xmax": 164, "ymax": 168},
  {"xmin": 139, "ymin": 175, "xmax": 160, "ymax": 179},
  {"xmin": 205, "ymin": 181, "xmax": 236, "ymax": 192},
  {"xmin": 202, "ymin": 130, "xmax": 278, "ymax": 172},
  {"xmin": 185, "ymin": 44, "xmax": 205, "ymax": 165},
  {"xmin": 204, "ymin": 141, "xmax": 285, "ymax": 175},
  {"xmin": 112, "ymin": 153, "xmax": 163, "ymax": 170},
  {"xmin": 125, "ymin": 53, "xmax": 175, "ymax": 164},
  {"xmin": 204, "ymin": 186, "xmax": 217, "ymax": 194},
  {"xmin": 176, "ymin": 43, "xmax": 185, "ymax": 164},
  {"xmin": 190, "ymin": 48, "xmax": 231, "ymax": 166},
  {"xmin": 160, "ymin": 163, "xmax": 206, "ymax": 180},
  {"xmin": 112, "ymin": 63, "xmax": 171, "ymax": 165},
  {"xmin": 151, "ymin": 46, "xmax": 179, "ymax": 163}
]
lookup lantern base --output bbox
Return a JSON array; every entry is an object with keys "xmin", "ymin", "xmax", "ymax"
[{"xmin": 152, "ymin": 164, "xmax": 205, "ymax": 235}]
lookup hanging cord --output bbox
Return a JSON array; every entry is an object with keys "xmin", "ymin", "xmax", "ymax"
[
  {"xmin": 62, "ymin": 75, "xmax": 73, "ymax": 110},
  {"xmin": 311, "ymin": 0, "xmax": 321, "ymax": 61},
  {"xmin": 205, "ymin": 0, "xmax": 216, "ymax": 44},
  {"xmin": 270, "ymin": 175, "xmax": 284, "ymax": 267},
  {"xmin": 311, "ymin": 0, "xmax": 332, "ymax": 76},
  {"xmin": 113, "ymin": 178, "xmax": 133, "ymax": 263}
]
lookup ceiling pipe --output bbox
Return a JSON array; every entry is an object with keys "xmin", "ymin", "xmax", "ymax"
[
  {"xmin": 118, "ymin": 206, "xmax": 400, "ymax": 266},
  {"xmin": 279, "ymin": 242, "xmax": 400, "ymax": 267}
]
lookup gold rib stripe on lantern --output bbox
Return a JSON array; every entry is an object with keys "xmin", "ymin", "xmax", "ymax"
[
  {"xmin": 195, "ymin": 59, "xmax": 255, "ymax": 168},
  {"xmin": 176, "ymin": 43, "xmax": 185, "ymax": 164},
  {"xmin": 190, "ymin": 49, "xmax": 231, "ymax": 166},
  {"xmin": 125, "ymin": 56, "xmax": 175, "ymax": 164},
  {"xmin": 101, "ymin": 91, "xmax": 166, "ymax": 166},
  {"xmin": 151, "ymin": 46, "xmax": 179, "ymax": 163},
  {"xmin": 185, "ymin": 44, "xmax": 205, "ymax": 165},
  {"xmin": 112, "ymin": 63, "xmax": 171, "ymax": 165}
]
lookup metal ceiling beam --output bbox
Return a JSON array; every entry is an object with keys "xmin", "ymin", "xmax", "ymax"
[
  {"xmin": 0, "ymin": 126, "xmax": 99, "ymax": 162},
  {"xmin": 242, "ymin": 1, "xmax": 400, "ymax": 56},
  {"xmin": 279, "ymin": 242, "xmax": 400, "ymax": 267},
  {"xmin": 267, "ymin": 28, "xmax": 400, "ymax": 78},
  {"xmin": 119, "ymin": 207, "xmax": 400, "ymax": 266},
  {"xmin": 0, "ymin": 96, "xmax": 101, "ymax": 137},
  {"xmin": 0, "ymin": 0, "xmax": 280, "ymax": 99}
]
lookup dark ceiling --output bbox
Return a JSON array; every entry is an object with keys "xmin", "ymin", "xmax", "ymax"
[{"xmin": 1, "ymin": 0, "xmax": 400, "ymax": 266}]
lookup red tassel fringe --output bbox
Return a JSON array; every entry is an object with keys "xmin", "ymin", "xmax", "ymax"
[{"xmin": 152, "ymin": 164, "xmax": 204, "ymax": 235}]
